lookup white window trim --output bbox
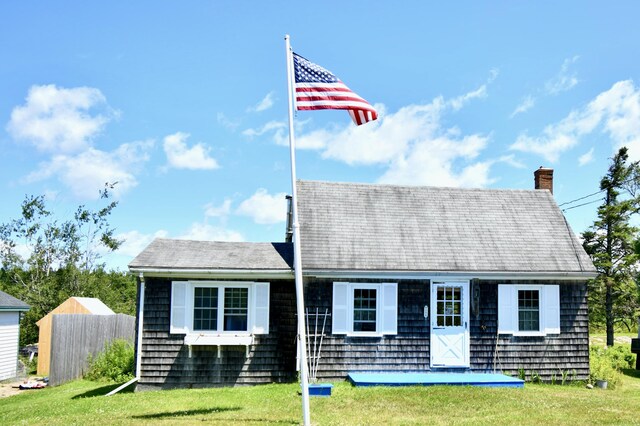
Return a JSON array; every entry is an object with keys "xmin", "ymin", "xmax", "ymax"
[
  {"xmin": 498, "ymin": 284, "xmax": 560, "ymax": 336},
  {"xmin": 332, "ymin": 282, "xmax": 397, "ymax": 337},
  {"xmin": 170, "ymin": 281, "xmax": 270, "ymax": 346}
]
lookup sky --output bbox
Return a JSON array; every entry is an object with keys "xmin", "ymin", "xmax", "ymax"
[{"xmin": 2, "ymin": 1, "xmax": 640, "ymax": 270}]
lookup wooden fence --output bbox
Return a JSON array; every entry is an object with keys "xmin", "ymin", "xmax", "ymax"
[{"xmin": 49, "ymin": 313, "xmax": 135, "ymax": 386}]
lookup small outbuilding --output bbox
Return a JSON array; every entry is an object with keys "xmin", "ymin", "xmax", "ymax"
[
  {"xmin": 0, "ymin": 290, "xmax": 30, "ymax": 381},
  {"xmin": 36, "ymin": 297, "xmax": 114, "ymax": 375}
]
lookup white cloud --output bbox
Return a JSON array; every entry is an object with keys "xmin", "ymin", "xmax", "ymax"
[
  {"xmin": 178, "ymin": 222, "xmax": 244, "ymax": 242},
  {"xmin": 510, "ymin": 96, "xmax": 536, "ymax": 118},
  {"xmin": 545, "ymin": 56, "xmax": 580, "ymax": 95},
  {"xmin": 6, "ymin": 84, "xmax": 114, "ymax": 153},
  {"xmin": 245, "ymin": 81, "xmax": 496, "ymax": 188},
  {"xmin": 299, "ymin": 95, "xmax": 493, "ymax": 187},
  {"xmin": 511, "ymin": 80, "xmax": 640, "ymax": 162},
  {"xmin": 378, "ymin": 134, "xmax": 493, "ymax": 187},
  {"xmin": 115, "ymin": 229, "xmax": 169, "ymax": 257},
  {"xmin": 578, "ymin": 148, "xmax": 595, "ymax": 166},
  {"xmin": 24, "ymin": 140, "xmax": 153, "ymax": 199},
  {"xmin": 217, "ymin": 112, "xmax": 240, "ymax": 130},
  {"xmin": 448, "ymin": 85, "xmax": 487, "ymax": 111},
  {"xmin": 498, "ymin": 154, "xmax": 527, "ymax": 169},
  {"xmin": 248, "ymin": 91, "xmax": 276, "ymax": 112},
  {"xmin": 163, "ymin": 132, "xmax": 219, "ymax": 170},
  {"xmin": 115, "ymin": 220, "xmax": 244, "ymax": 259},
  {"xmin": 205, "ymin": 199, "xmax": 232, "ymax": 218},
  {"xmin": 242, "ymin": 120, "xmax": 287, "ymax": 138},
  {"xmin": 236, "ymin": 188, "xmax": 287, "ymax": 224}
]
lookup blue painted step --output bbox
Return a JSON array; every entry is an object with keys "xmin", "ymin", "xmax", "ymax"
[{"xmin": 348, "ymin": 372, "xmax": 524, "ymax": 388}]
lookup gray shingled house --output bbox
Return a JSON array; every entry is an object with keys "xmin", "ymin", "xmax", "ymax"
[{"xmin": 129, "ymin": 168, "xmax": 596, "ymax": 390}]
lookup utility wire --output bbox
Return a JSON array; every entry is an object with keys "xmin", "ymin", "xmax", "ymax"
[
  {"xmin": 558, "ymin": 189, "xmax": 604, "ymax": 207},
  {"xmin": 562, "ymin": 198, "xmax": 604, "ymax": 212},
  {"xmin": 557, "ymin": 175, "xmax": 640, "ymax": 208}
]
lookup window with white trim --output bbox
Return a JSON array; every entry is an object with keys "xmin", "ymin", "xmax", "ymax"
[
  {"xmin": 498, "ymin": 284, "xmax": 559, "ymax": 336},
  {"xmin": 332, "ymin": 282, "xmax": 397, "ymax": 336},
  {"xmin": 170, "ymin": 281, "xmax": 269, "ymax": 337}
]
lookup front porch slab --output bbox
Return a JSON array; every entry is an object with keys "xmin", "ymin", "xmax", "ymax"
[{"xmin": 347, "ymin": 372, "xmax": 524, "ymax": 388}]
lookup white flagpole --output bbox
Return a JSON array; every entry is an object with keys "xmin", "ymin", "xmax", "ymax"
[{"xmin": 285, "ymin": 34, "xmax": 311, "ymax": 426}]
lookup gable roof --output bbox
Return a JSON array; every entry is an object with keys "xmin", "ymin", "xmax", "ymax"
[
  {"xmin": 296, "ymin": 180, "xmax": 595, "ymax": 276},
  {"xmin": 129, "ymin": 239, "xmax": 294, "ymax": 274},
  {"xmin": 70, "ymin": 297, "xmax": 115, "ymax": 315},
  {"xmin": 0, "ymin": 290, "xmax": 29, "ymax": 311}
]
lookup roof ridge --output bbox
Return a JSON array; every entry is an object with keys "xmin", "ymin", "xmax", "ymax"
[{"xmin": 297, "ymin": 179, "xmax": 545, "ymax": 194}]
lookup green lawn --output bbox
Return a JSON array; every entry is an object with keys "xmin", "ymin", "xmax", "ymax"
[{"xmin": 2, "ymin": 372, "xmax": 640, "ymax": 425}]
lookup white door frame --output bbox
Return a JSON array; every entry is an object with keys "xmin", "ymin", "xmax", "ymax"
[{"xmin": 430, "ymin": 280, "xmax": 470, "ymax": 368}]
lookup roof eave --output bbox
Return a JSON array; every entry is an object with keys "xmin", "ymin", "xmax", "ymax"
[
  {"xmin": 0, "ymin": 306, "xmax": 30, "ymax": 311},
  {"xmin": 129, "ymin": 267, "xmax": 294, "ymax": 280},
  {"xmin": 302, "ymin": 269, "xmax": 598, "ymax": 281}
]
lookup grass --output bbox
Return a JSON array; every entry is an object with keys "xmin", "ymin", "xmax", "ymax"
[
  {"xmin": 590, "ymin": 331, "xmax": 637, "ymax": 347},
  {"xmin": 2, "ymin": 371, "xmax": 640, "ymax": 425}
]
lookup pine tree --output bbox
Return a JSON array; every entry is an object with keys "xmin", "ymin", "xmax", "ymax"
[{"xmin": 582, "ymin": 147, "xmax": 640, "ymax": 346}]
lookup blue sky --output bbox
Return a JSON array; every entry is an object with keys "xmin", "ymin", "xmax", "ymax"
[{"xmin": 2, "ymin": 2, "xmax": 640, "ymax": 270}]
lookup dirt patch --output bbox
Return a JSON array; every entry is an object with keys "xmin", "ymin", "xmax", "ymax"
[
  {"xmin": 0, "ymin": 380, "xmax": 25, "ymax": 398},
  {"xmin": 0, "ymin": 377, "xmax": 47, "ymax": 398}
]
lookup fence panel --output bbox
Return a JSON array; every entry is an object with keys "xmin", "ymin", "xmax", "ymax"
[{"xmin": 49, "ymin": 313, "xmax": 135, "ymax": 386}]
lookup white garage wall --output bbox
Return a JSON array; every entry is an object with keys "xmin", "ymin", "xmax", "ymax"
[{"xmin": 0, "ymin": 311, "xmax": 20, "ymax": 381}]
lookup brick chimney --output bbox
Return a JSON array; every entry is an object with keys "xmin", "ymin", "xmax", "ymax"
[{"xmin": 534, "ymin": 167, "xmax": 553, "ymax": 194}]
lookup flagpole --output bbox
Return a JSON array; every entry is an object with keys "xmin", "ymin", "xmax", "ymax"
[{"xmin": 285, "ymin": 34, "xmax": 311, "ymax": 426}]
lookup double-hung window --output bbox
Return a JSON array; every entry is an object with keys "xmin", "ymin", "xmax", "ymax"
[
  {"xmin": 498, "ymin": 284, "xmax": 559, "ymax": 336},
  {"xmin": 170, "ymin": 281, "xmax": 269, "ymax": 339},
  {"xmin": 332, "ymin": 282, "xmax": 397, "ymax": 336}
]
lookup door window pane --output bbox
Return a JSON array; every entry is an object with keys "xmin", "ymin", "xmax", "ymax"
[{"xmin": 436, "ymin": 285, "xmax": 463, "ymax": 328}]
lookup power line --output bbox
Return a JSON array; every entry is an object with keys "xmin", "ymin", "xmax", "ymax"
[
  {"xmin": 562, "ymin": 198, "xmax": 604, "ymax": 212},
  {"xmin": 557, "ymin": 175, "xmax": 640, "ymax": 208},
  {"xmin": 558, "ymin": 189, "xmax": 604, "ymax": 207}
]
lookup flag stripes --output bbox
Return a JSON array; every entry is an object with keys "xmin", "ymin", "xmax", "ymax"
[{"xmin": 292, "ymin": 52, "xmax": 377, "ymax": 126}]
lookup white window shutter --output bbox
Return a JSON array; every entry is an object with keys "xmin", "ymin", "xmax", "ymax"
[
  {"xmin": 170, "ymin": 281, "xmax": 189, "ymax": 334},
  {"xmin": 497, "ymin": 285, "xmax": 515, "ymax": 334},
  {"xmin": 543, "ymin": 285, "xmax": 560, "ymax": 334},
  {"xmin": 381, "ymin": 283, "xmax": 398, "ymax": 335},
  {"xmin": 332, "ymin": 282, "xmax": 349, "ymax": 334},
  {"xmin": 252, "ymin": 282, "xmax": 270, "ymax": 334}
]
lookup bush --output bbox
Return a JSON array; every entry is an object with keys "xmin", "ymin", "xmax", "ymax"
[
  {"xmin": 589, "ymin": 344, "xmax": 636, "ymax": 389},
  {"xmin": 85, "ymin": 339, "xmax": 135, "ymax": 383}
]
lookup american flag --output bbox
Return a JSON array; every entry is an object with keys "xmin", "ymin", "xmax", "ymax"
[{"xmin": 293, "ymin": 52, "xmax": 378, "ymax": 126}]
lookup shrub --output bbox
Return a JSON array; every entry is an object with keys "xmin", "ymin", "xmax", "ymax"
[
  {"xmin": 85, "ymin": 339, "xmax": 135, "ymax": 382},
  {"xmin": 589, "ymin": 344, "xmax": 636, "ymax": 389}
]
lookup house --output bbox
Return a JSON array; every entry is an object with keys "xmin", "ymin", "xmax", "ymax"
[
  {"xmin": 0, "ymin": 290, "xmax": 30, "ymax": 381},
  {"xmin": 129, "ymin": 168, "xmax": 596, "ymax": 390},
  {"xmin": 36, "ymin": 297, "xmax": 115, "ymax": 376}
]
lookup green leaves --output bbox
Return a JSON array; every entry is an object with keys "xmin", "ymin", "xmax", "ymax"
[
  {"xmin": 582, "ymin": 147, "xmax": 640, "ymax": 346},
  {"xmin": 0, "ymin": 183, "xmax": 135, "ymax": 346}
]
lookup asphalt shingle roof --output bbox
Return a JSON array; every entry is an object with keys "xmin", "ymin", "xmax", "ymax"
[
  {"xmin": 0, "ymin": 290, "xmax": 29, "ymax": 310},
  {"xmin": 129, "ymin": 239, "xmax": 293, "ymax": 271},
  {"xmin": 296, "ymin": 180, "xmax": 595, "ymax": 274}
]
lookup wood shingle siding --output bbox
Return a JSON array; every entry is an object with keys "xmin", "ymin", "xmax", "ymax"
[
  {"xmin": 305, "ymin": 279, "xmax": 589, "ymax": 383},
  {"xmin": 305, "ymin": 279, "xmax": 430, "ymax": 380},
  {"xmin": 136, "ymin": 277, "xmax": 297, "ymax": 390},
  {"xmin": 473, "ymin": 281, "xmax": 589, "ymax": 381}
]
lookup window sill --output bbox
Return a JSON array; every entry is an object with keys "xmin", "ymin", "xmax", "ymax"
[
  {"xmin": 499, "ymin": 331, "xmax": 547, "ymax": 337},
  {"xmin": 341, "ymin": 332, "xmax": 396, "ymax": 338},
  {"xmin": 184, "ymin": 333, "xmax": 254, "ymax": 346}
]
